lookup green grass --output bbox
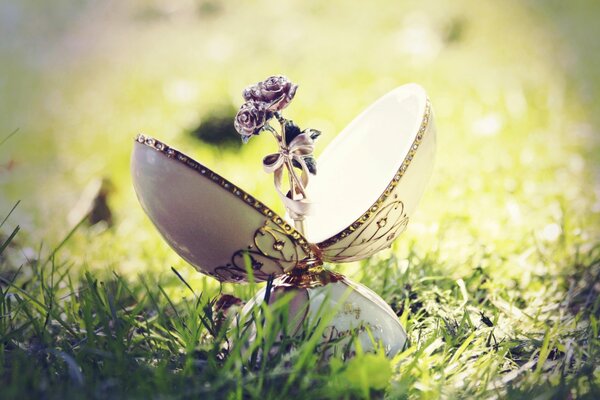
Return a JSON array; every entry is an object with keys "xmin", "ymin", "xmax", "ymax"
[
  {"xmin": 1, "ymin": 219, "xmax": 598, "ymax": 399},
  {"xmin": 1, "ymin": 0, "xmax": 600, "ymax": 398}
]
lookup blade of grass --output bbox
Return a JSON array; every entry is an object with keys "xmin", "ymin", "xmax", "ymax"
[{"xmin": 0, "ymin": 225, "xmax": 19, "ymax": 255}]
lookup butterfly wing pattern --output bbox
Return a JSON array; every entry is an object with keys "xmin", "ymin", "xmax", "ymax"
[{"xmin": 131, "ymin": 84, "xmax": 435, "ymax": 281}]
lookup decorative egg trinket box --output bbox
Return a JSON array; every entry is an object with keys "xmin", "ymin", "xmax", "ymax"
[{"xmin": 131, "ymin": 77, "xmax": 436, "ymax": 357}]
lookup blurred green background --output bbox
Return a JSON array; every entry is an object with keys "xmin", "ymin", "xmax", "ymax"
[
  {"xmin": 1, "ymin": 0, "xmax": 598, "ymax": 279},
  {"xmin": 0, "ymin": 0, "xmax": 599, "ymax": 396}
]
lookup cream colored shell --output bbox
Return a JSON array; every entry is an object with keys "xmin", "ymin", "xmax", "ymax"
[
  {"xmin": 131, "ymin": 138, "xmax": 312, "ymax": 282},
  {"xmin": 306, "ymin": 85, "xmax": 435, "ymax": 261}
]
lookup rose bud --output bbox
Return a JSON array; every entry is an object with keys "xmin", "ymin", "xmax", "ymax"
[
  {"xmin": 234, "ymin": 101, "xmax": 268, "ymax": 141},
  {"xmin": 243, "ymin": 75, "xmax": 298, "ymax": 112}
]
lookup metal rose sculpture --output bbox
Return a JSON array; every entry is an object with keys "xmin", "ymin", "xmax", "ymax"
[
  {"xmin": 242, "ymin": 75, "xmax": 298, "ymax": 112},
  {"xmin": 233, "ymin": 101, "xmax": 268, "ymax": 138},
  {"xmin": 234, "ymin": 75, "xmax": 320, "ymax": 233}
]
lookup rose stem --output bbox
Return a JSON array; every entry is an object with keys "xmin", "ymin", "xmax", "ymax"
[
  {"xmin": 278, "ymin": 115, "xmax": 307, "ymax": 235},
  {"xmin": 264, "ymin": 124, "xmax": 281, "ymax": 141}
]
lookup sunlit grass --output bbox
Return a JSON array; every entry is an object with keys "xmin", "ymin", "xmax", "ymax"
[{"xmin": 1, "ymin": 0, "xmax": 599, "ymax": 398}]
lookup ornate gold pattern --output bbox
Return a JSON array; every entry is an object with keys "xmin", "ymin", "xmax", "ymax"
[
  {"xmin": 276, "ymin": 265, "xmax": 344, "ymax": 289},
  {"xmin": 323, "ymin": 199, "xmax": 409, "ymax": 262},
  {"xmin": 209, "ymin": 219, "xmax": 311, "ymax": 282},
  {"xmin": 317, "ymin": 99, "xmax": 431, "ymax": 250}
]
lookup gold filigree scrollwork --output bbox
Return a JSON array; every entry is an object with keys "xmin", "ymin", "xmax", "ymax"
[
  {"xmin": 211, "ymin": 220, "xmax": 313, "ymax": 282},
  {"xmin": 324, "ymin": 199, "xmax": 409, "ymax": 261}
]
